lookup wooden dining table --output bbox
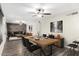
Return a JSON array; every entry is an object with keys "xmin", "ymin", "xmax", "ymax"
[{"xmin": 22, "ymin": 35, "xmax": 60, "ymax": 55}]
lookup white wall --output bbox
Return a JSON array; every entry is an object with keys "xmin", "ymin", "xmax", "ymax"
[
  {"xmin": 40, "ymin": 10, "xmax": 79, "ymax": 46},
  {"xmin": 63, "ymin": 14, "xmax": 79, "ymax": 45},
  {"xmin": 0, "ymin": 17, "xmax": 7, "ymax": 55},
  {"xmin": 40, "ymin": 16, "xmax": 56, "ymax": 36},
  {"xmin": 24, "ymin": 20, "xmax": 38, "ymax": 36}
]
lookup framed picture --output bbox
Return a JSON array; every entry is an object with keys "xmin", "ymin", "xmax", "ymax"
[
  {"xmin": 57, "ymin": 20, "xmax": 63, "ymax": 32},
  {"xmin": 30, "ymin": 25, "xmax": 32, "ymax": 32},
  {"xmin": 50, "ymin": 20, "xmax": 63, "ymax": 33},
  {"xmin": 29, "ymin": 25, "xmax": 30, "ymax": 31},
  {"xmin": 50, "ymin": 22, "xmax": 55, "ymax": 32}
]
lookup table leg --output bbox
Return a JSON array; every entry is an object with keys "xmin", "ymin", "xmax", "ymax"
[
  {"xmin": 40, "ymin": 48, "xmax": 46, "ymax": 56},
  {"xmin": 40, "ymin": 45, "xmax": 53, "ymax": 56}
]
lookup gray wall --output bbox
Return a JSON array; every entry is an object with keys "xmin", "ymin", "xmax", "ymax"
[{"xmin": 7, "ymin": 23, "xmax": 26, "ymax": 34}]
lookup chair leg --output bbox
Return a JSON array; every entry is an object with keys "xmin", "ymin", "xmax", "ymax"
[
  {"xmin": 24, "ymin": 50, "xmax": 27, "ymax": 56},
  {"xmin": 48, "ymin": 45, "xmax": 52, "ymax": 56},
  {"xmin": 40, "ymin": 49, "xmax": 42, "ymax": 56},
  {"xmin": 67, "ymin": 48, "xmax": 72, "ymax": 56},
  {"xmin": 64, "ymin": 48, "xmax": 69, "ymax": 56}
]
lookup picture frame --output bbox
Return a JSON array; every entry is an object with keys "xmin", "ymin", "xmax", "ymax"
[
  {"xmin": 50, "ymin": 20, "xmax": 63, "ymax": 33},
  {"xmin": 57, "ymin": 20, "xmax": 63, "ymax": 32}
]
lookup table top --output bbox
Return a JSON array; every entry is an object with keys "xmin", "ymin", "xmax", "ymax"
[
  {"xmin": 22, "ymin": 35, "xmax": 59, "ymax": 47},
  {"xmin": 35, "ymin": 39, "xmax": 59, "ymax": 47}
]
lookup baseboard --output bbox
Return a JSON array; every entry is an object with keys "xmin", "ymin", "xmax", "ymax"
[{"xmin": 0, "ymin": 39, "xmax": 6, "ymax": 56}]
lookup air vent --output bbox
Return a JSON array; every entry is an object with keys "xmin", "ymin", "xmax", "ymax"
[
  {"xmin": 43, "ymin": 13, "xmax": 51, "ymax": 15},
  {"xmin": 67, "ymin": 11, "xmax": 78, "ymax": 16}
]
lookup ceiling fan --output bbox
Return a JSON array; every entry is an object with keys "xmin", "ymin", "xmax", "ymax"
[{"xmin": 29, "ymin": 8, "xmax": 51, "ymax": 17}]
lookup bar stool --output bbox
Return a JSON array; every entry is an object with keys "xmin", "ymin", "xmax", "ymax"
[
  {"xmin": 66, "ymin": 44, "xmax": 78, "ymax": 56},
  {"xmin": 73, "ymin": 41, "xmax": 79, "ymax": 55}
]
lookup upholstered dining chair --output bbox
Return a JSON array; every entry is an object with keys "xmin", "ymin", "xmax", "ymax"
[
  {"xmin": 43, "ymin": 34, "xmax": 47, "ymax": 37},
  {"xmin": 48, "ymin": 34, "xmax": 54, "ymax": 39}
]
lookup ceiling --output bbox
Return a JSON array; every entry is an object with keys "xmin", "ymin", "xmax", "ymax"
[{"xmin": 1, "ymin": 3, "xmax": 79, "ymax": 22}]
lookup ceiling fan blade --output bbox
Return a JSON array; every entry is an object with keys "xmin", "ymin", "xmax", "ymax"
[
  {"xmin": 32, "ymin": 14, "xmax": 37, "ymax": 17},
  {"xmin": 43, "ymin": 13, "xmax": 51, "ymax": 15}
]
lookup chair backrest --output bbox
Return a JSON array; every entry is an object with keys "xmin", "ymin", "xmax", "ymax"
[
  {"xmin": 43, "ymin": 34, "xmax": 47, "ymax": 37},
  {"xmin": 67, "ymin": 44, "xmax": 78, "ymax": 48},
  {"xmin": 73, "ymin": 40, "xmax": 79, "ymax": 45},
  {"xmin": 22, "ymin": 37, "xmax": 32, "ymax": 47},
  {"xmin": 48, "ymin": 34, "xmax": 54, "ymax": 39},
  {"xmin": 22, "ymin": 37, "xmax": 40, "ymax": 52}
]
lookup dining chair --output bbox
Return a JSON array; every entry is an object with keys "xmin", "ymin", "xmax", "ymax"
[
  {"xmin": 65, "ymin": 43, "xmax": 78, "ymax": 56},
  {"xmin": 48, "ymin": 34, "xmax": 54, "ymax": 39},
  {"xmin": 43, "ymin": 34, "xmax": 47, "ymax": 37},
  {"xmin": 22, "ymin": 37, "xmax": 41, "ymax": 56},
  {"xmin": 73, "ymin": 40, "xmax": 79, "ymax": 46},
  {"xmin": 73, "ymin": 40, "xmax": 79, "ymax": 55}
]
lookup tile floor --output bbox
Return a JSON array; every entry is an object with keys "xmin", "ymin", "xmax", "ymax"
[{"xmin": 2, "ymin": 40, "xmax": 79, "ymax": 56}]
